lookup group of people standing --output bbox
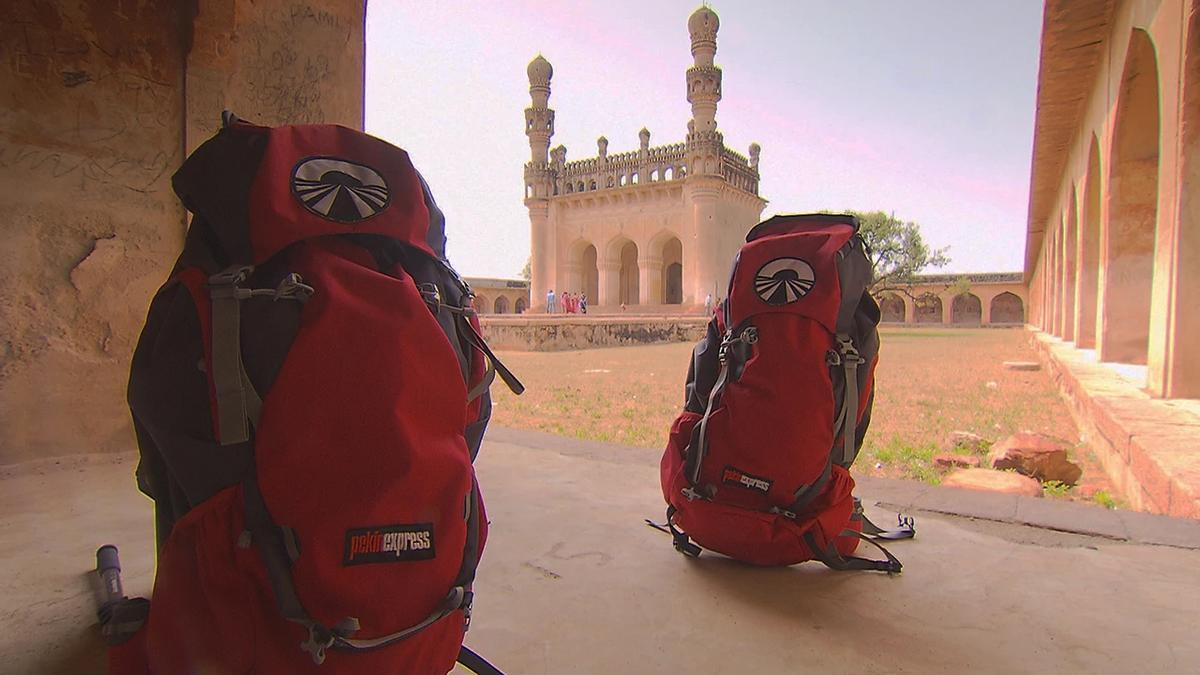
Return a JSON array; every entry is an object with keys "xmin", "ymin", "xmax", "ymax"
[{"xmin": 545, "ymin": 289, "xmax": 587, "ymax": 314}]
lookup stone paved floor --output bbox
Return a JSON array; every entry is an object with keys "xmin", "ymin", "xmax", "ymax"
[{"xmin": 2, "ymin": 429, "xmax": 1199, "ymax": 674}]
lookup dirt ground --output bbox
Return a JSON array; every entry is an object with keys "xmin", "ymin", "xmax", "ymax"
[{"xmin": 489, "ymin": 327, "xmax": 1119, "ymax": 507}]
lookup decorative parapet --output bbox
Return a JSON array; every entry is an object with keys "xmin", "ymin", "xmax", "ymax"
[
  {"xmin": 720, "ymin": 147, "xmax": 759, "ymax": 196},
  {"xmin": 548, "ymin": 138, "xmax": 760, "ymax": 198}
]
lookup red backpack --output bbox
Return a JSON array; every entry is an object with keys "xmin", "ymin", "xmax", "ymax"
[
  {"xmin": 111, "ymin": 114, "xmax": 520, "ymax": 674},
  {"xmin": 656, "ymin": 214, "xmax": 913, "ymax": 571}
]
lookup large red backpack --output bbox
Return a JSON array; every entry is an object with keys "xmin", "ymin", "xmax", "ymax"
[
  {"xmin": 657, "ymin": 214, "xmax": 913, "ymax": 571},
  {"xmin": 114, "ymin": 114, "xmax": 520, "ymax": 674}
]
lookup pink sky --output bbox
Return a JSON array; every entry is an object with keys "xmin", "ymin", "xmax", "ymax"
[{"xmin": 365, "ymin": 1, "xmax": 1044, "ymax": 278}]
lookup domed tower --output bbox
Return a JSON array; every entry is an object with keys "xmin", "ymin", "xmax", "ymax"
[
  {"xmin": 525, "ymin": 55, "xmax": 555, "ymax": 168},
  {"xmin": 686, "ymin": 6, "xmax": 722, "ymax": 136},
  {"xmin": 525, "ymin": 55, "xmax": 556, "ymax": 312},
  {"xmin": 683, "ymin": 6, "xmax": 728, "ymax": 305}
]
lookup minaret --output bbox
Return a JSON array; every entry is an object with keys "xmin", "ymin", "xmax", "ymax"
[
  {"xmin": 525, "ymin": 55, "xmax": 556, "ymax": 312},
  {"xmin": 684, "ymin": 6, "xmax": 726, "ymax": 307},
  {"xmin": 686, "ymin": 6, "xmax": 722, "ymax": 136}
]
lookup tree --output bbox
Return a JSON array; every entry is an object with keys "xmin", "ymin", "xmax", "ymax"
[
  {"xmin": 846, "ymin": 210, "xmax": 950, "ymax": 297},
  {"xmin": 520, "ymin": 257, "xmax": 531, "ymax": 280}
]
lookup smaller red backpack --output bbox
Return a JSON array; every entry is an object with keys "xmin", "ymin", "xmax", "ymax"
[{"xmin": 655, "ymin": 213, "xmax": 914, "ymax": 571}]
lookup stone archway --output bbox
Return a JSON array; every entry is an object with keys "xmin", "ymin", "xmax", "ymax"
[
  {"xmin": 570, "ymin": 241, "xmax": 599, "ymax": 304},
  {"xmin": 951, "ymin": 293, "xmax": 982, "ymax": 325},
  {"xmin": 991, "ymin": 292, "xmax": 1025, "ymax": 324},
  {"xmin": 915, "ymin": 293, "xmax": 942, "ymax": 323},
  {"xmin": 1077, "ymin": 135, "xmax": 1102, "ymax": 348},
  {"xmin": 474, "ymin": 294, "xmax": 490, "ymax": 314},
  {"xmin": 879, "ymin": 294, "xmax": 906, "ymax": 323},
  {"xmin": 515, "ymin": 297, "xmax": 527, "ymax": 314},
  {"xmin": 660, "ymin": 236, "xmax": 683, "ymax": 304},
  {"xmin": 494, "ymin": 296, "xmax": 509, "ymax": 314},
  {"xmin": 619, "ymin": 241, "xmax": 639, "ymax": 305},
  {"xmin": 1099, "ymin": 28, "xmax": 1159, "ymax": 365}
]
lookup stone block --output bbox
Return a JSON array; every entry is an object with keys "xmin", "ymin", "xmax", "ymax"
[
  {"xmin": 1002, "ymin": 361, "xmax": 1041, "ymax": 371},
  {"xmin": 947, "ymin": 431, "xmax": 989, "ymax": 453},
  {"xmin": 988, "ymin": 433, "xmax": 1083, "ymax": 485},
  {"xmin": 934, "ymin": 453, "xmax": 981, "ymax": 469},
  {"xmin": 942, "ymin": 469, "xmax": 1042, "ymax": 497}
]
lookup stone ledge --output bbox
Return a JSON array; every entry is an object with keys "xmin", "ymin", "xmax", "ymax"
[{"xmin": 1030, "ymin": 329, "xmax": 1200, "ymax": 518}]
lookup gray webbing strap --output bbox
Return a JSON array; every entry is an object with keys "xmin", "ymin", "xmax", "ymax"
[
  {"xmin": 688, "ymin": 359, "xmax": 730, "ymax": 486},
  {"xmin": 789, "ymin": 454, "xmax": 833, "ymax": 514},
  {"xmin": 837, "ymin": 334, "xmax": 861, "ymax": 467},
  {"xmin": 466, "ymin": 358, "xmax": 497, "ymax": 403},
  {"xmin": 210, "ymin": 267, "xmax": 254, "ymax": 445}
]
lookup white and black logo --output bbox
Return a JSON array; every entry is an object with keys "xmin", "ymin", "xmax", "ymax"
[
  {"xmin": 754, "ymin": 257, "xmax": 815, "ymax": 305},
  {"xmin": 292, "ymin": 156, "xmax": 390, "ymax": 223}
]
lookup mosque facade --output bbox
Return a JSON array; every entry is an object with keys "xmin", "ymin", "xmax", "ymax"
[{"xmin": 522, "ymin": 7, "xmax": 767, "ymax": 313}]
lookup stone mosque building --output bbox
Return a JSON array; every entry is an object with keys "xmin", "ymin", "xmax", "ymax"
[{"xmin": 523, "ymin": 7, "xmax": 767, "ymax": 313}]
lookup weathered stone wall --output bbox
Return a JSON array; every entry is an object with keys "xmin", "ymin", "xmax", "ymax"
[
  {"xmin": 0, "ymin": 1, "xmax": 364, "ymax": 465},
  {"xmin": 480, "ymin": 316, "xmax": 709, "ymax": 352}
]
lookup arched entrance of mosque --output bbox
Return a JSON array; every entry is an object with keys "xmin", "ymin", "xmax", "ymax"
[
  {"xmin": 580, "ymin": 243, "xmax": 599, "ymax": 302},
  {"xmin": 952, "ymin": 293, "xmax": 982, "ymax": 325},
  {"xmin": 494, "ymin": 296, "xmax": 509, "ymax": 314},
  {"xmin": 515, "ymin": 297, "xmax": 527, "ymax": 314},
  {"xmin": 619, "ymin": 241, "xmax": 639, "ymax": 305},
  {"xmin": 1077, "ymin": 136, "xmax": 1102, "ymax": 347},
  {"xmin": 474, "ymin": 294, "xmax": 489, "ymax": 314},
  {"xmin": 990, "ymin": 292, "xmax": 1024, "ymax": 324},
  {"xmin": 915, "ymin": 293, "xmax": 942, "ymax": 323},
  {"xmin": 1099, "ymin": 28, "xmax": 1159, "ymax": 365},
  {"xmin": 879, "ymin": 294, "xmax": 906, "ymax": 323},
  {"xmin": 661, "ymin": 236, "xmax": 683, "ymax": 304}
]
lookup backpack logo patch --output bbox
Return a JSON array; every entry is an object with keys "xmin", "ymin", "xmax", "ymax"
[
  {"xmin": 343, "ymin": 523, "xmax": 435, "ymax": 566},
  {"xmin": 754, "ymin": 257, "xmax": 815, "ymax": 305},
  {"xmin": 292, "ymin": 156, "xmax": 390, "ymax": 223},
  {"xmin": 722, "ymin": 466, "xmax": 773, "ymax": 493}
]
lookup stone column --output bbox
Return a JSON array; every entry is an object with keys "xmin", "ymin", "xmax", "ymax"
[
  {"xmin": 528, "ymin": 202, "xmax": 555, "ymax": 312},
  {"xmin": 640, "ymin": 256, "xmax": 663, "ymax": 306},
  {"xmin": 686, "ymin": 177, "xmax": 723, "ymax": 307},
  {"xmin": 941, "ymin": 293, "xmax": 955, "ymax": 325},
  {"xmin": 981, "ymin": 293, "xmax": 993, "ymax": 325},
  {"xmin": 903, "ymin": 296, "xmax": 916, "ymax": 324},
  {"xmin": 598, "ymin": 261, "xmax": 621, "ymax": 307}
]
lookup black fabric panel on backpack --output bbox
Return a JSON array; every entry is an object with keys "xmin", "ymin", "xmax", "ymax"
[
  {"xmin": 129, "ymin": 281, "xmax": 254, "ymax": 551},
  {"xmin": 684, "ymin": 316, "xmax": 722, "ymax": 414},
  {"xmin": 130, "ymin": 230, "xmax": 305, "ymax": 549},
  {"xmin": 171, "ymin": 125, "xmax": 267, "ymax": 266}
]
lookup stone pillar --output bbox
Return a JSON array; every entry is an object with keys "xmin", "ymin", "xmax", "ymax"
[
  {"xmin": 528, "ymin": 202, "xmax": 554, "ymax": 312},
  {"xmin": 981, "ymin": 293, "xmax": 993, "ymax": 325},
  {"xmin": 640, "ymin": 256, "xmax": 663, "ymax": 306},
  {"xmin": 941, "ymin": 293, "xmax": 955, "ymax": 325},
  {"xmin": 0, "ymin": 0, "xmax": 366, "ymax": 465},
  {"xmin": 686, "ymin": 177, "xmax": 723, "ymax": 307},
  {"xmin": 185, "ymin": 0, "xmax": 365, "ymax": 153},
  {"xmin": 599, "ymin": 261, "xmax": 621, "ymax": 307},
  {"xmin": 904, "ymin": 296, "xmax": 916, "ymax": 324}
]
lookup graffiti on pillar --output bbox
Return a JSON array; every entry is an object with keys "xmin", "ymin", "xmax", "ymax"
[{"xmin": 241, "ymin": 3, "xmax": 359, "ymax": 125}]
